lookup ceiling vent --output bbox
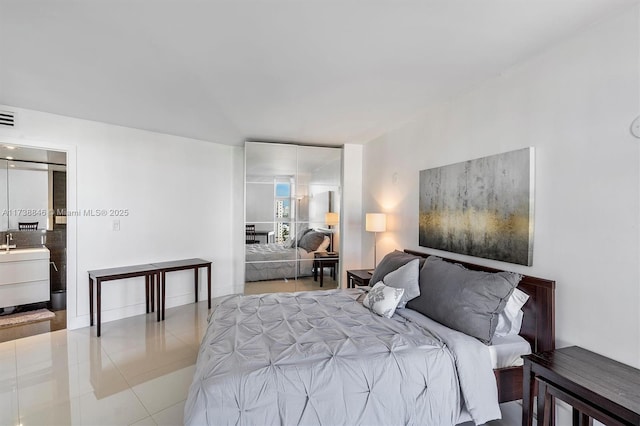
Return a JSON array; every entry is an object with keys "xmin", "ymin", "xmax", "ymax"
[{"xmin": 0, "ymin": 111, "xmax": 15, "ymax": 128}]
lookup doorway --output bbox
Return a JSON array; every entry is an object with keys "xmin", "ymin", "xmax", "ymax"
[{"xmin": 0, "ymin": 144, "xmax": 68, "ymax": 342}]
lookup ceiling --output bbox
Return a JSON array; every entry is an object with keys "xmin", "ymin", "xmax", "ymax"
[{"xmin": 0, "ymin": 0, "xmax": 636, "ymax": 147}]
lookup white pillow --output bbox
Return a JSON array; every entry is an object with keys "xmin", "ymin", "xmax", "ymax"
[
  {"xmin": 381, "ymin": 259, "xmax": 420, "ymax": 309},
  {"xmin": 494, "ymin": 287, "xmax": 529, "ymax": 337},
  {"xmin": 316, "ymin": 236, "xmax": 330, "ymax": 252},
  {"xmin": 363, "ymin": 282, "xmax": 405, "ymax": 318}
]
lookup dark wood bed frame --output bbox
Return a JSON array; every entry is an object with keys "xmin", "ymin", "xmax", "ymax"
[{"xmin": 404, "ymin": 250, "xmax": 556, "ymax": 403}]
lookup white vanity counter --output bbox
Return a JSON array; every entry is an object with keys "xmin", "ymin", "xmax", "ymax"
[{"xmin": 0, "ymin": 247, "xmax": 50, "ymax": 308}]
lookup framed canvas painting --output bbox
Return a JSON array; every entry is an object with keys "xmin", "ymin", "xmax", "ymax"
[{"xmin": 419, "ymin": 147, "xmax": 534, "ymax": 266}]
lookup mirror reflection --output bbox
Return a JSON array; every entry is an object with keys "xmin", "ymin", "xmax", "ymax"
[
  {"xmin": 245, "ymin": 142, "xmax": 341, "ymax": 294},
  {"xmin": 0, "ymin": 146, "xmax": 67, "ymax": 231},
  {"xmin": 0, "ymin": 143, "xmax": 68, "ymax": 325}
]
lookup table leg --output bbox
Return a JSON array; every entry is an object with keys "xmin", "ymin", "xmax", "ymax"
[
  {"xmin": 162, "ymin": 271, "xmax": 166, "ymax": 321},
  {"xmin": 320, "ymin": 263, "xmax": 324, "ymax": 287},
  {"xmin": 573, "ymin": 408, "xmax": 592, "ymax": 426},
  {"xmin": 156, "ymin": 272, "xmax": 161, "ymax": 322},
  {"xmin": 313, "ymin": 260, "xmax": 318, "ymax": 281},
  {"xmin": 523, "ymin": 360, "xmax": 534, "ymax": 426},
  {"xmin": 151, "ymin": 273, "xmax": 155, "ymax": 313},
  {"xmin": 145, "ymin": 275, "xmax": 150, "ymax": 313},
  {"xmin": 97, "ymin": 279, "xmax": 102, "ymax": 337},
  {"xmin": 194, "ymin": 268, "xmax": 198, "ymax": 303},
  {"xmin": 538, "ymin": 379, "xmax": 554, "ymax": 426},
  {"xmin": 89, "ymin": 277, "xmax": 94, "ymax": 326},
  {"xmin": 207, "ymin": 264, "xmax": 211, "ymax": 309}
]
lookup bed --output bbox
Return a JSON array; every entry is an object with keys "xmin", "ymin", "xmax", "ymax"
[
  {"xmin": 187, "ymin": 251, "xmax": 555, "ymax": 425},
  {"xmin": 404, "ymin": 250, "xmax": 556, "ymax": 403},
  {"xmin": 245, "ymin": 230, "xmax": 331, "ymax": 282}
]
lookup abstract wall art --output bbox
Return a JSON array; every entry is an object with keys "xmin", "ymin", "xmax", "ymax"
[{"xmin": 419, "ymin": 147, "xmax": 534, "ymax": 266}]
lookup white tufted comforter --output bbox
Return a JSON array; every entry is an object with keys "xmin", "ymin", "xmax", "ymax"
[{"xmin": 184, "ymin": 289, "xmax": 500, "ymax": 426}]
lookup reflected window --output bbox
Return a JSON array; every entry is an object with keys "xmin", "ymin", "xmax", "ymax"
[{"xmin": 275, "ymin": 179, "xmax": 292, "ymax": 242}]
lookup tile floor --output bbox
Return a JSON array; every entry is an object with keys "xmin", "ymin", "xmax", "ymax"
[
  {"xmin": 0, "ymin": 309, "xmax": 67, "ymax": 343},
  {"xmin": 0, "ymin": 292, "xmax": 522, "ymax": 426},
  {"xmin": 0, "ymin": 301, "xmax": 209, "ymax": 426},
  {"xmin": 243, "ymin": 275, "xmax": 339, "ymax": 295}
]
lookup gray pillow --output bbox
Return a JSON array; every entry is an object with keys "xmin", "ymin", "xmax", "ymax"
[
  {"xmin": 378, "ymin": 258, "xmax": 420, "ymax": 309},
  {"xmin": 298, "ymin": 231, "xmax": 326, "ymax": 252},
  {"xmin": 370, "ymin": 250, "xmax": 426, "ymax": 286},
  {"xmin": 406, "ymin": 256, "xmax": 521, "ymax": 344},
  {"xmin": 290, "ymin": 227, "xmax": 311, "ymax": 248}
]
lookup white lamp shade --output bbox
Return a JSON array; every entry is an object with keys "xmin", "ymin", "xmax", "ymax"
[
  {"xmin": 365, "ymin": 213, "xmax": 386, "ymax": 232},
  {"xmin": 325, "ymin": 212, "xmax": 339, "ymax": 226}
]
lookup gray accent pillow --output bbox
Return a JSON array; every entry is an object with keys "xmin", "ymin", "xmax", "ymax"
[
  {"xmin": 406, "ymin": 256, "xmax": 522, "ymax": 344},
  {"xmin": 290, "ymin": 227, "xmax": 311, "ymax": 248},
  {"xmin": 380, "ymin": 258, "xmax": 420, "ymax": 309},
  {"xmin": 298, "ymin": 231, "xmax": 326, "ymax": 252},
  {"xmin": 370, "ymin": 250, "xmax": 426, "ymax": 286}
]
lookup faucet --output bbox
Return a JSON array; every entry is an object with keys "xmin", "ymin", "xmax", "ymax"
[{"xmin": 5, "ymin": 233, "xmax": 12, "ymax": 251}]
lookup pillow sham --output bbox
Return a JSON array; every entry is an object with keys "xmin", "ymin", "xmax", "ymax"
[
  {"xmin": 406, "ymin": 256, "xmax": 522, "ymax": 344},
  {"xmin": 316, "ymin": 235, "xmax": 331, "ymax": 252},
  {"xmin": 380, "ymin": 258, "xmax": 420, "ymax": 309},
  {"xmin": 363, "ymin": 282, "xmax": 404, "ymax": 318},
  {"xmin": 370, "ymin": 250, "xmax": 426, "ymax": 286},
  {"xmin": 494, "ymin": 287, "xmax": 529, "ymax": 338},
  {"xmin": 298, "ymin": 231, "xmax": 327, "ymax": 252},
  {"xmin": 290, "ymin": 228, "xmax": 311, "ymax": 248}
]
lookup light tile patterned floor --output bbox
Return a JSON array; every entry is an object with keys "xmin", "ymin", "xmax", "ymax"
[{"xmin": 0, "ymin": 301, "xmax": 209, "ymax": 426}]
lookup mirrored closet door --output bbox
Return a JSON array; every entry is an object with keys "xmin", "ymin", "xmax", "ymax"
[{"xmin": 245, "ymin": 142, "xmax": 342, "ymax": 294}]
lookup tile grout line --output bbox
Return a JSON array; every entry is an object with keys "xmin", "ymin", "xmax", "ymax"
[
  {"xmin": 102, "ymin": 347, "xmax": 154, "ymax": 422},
  {"xmin": 11, "ymin": 342, "xmax": 21, "ymax": 426}
]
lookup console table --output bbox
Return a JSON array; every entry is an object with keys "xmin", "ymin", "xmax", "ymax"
[
  {"xmin": 151, "ymin": 258, "xmax": 212, "ymax": 321},
  {"xmin": 254, "ymin": 230, "xmax": 274, "ymax": 244},
  {"xmin": 313, "ymin": 252, "xmax": 339, "ymax": 287},
  {"xmin": 523, "ymin": 346, "xmax": 640, "ymax": 426},
  {"xmin": 88, "ymin": 264, "xmax": 159, "ymax": 337},
  {"xmin": 88, "ymin": 258, "xmax": 212, "ymax": 336}
]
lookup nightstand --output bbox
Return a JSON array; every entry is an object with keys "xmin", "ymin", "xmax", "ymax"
[
  {"xmin": 346, "ymin": 269, "xmax": 372, "ymax": 288},
  {"xmin": 522, "ymin": 346, "xmax": 640, "ymax": 426},
  {"xmin": 313, "ymin": 252, "xmax": 339, "ymax": 287}
]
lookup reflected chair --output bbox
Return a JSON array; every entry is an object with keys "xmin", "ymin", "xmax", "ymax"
[
  {"xmin": 245, "ymin": 224, "xmax": 259, "ymax": 244},
  {"xmin": 18, "ymin": 222, "xmax": 38, "ymax": 230}
]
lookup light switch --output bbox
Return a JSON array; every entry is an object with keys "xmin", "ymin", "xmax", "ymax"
[{"xmin": 112, "ymin": 219, "xmax": 120, "ymax": 231}]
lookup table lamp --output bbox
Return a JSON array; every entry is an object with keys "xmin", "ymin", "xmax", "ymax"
[{"xmin": 365, "ymin": 213, "xmax": 386, "ymax": 269}]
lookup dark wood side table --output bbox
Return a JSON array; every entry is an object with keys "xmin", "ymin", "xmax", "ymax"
[
  {"xmin": 313, "ymin": 252, "xmax": 339, "ymax": 287},
  {"xmin": 151, "ymin": 258, "xmax": 212, "ymax": 321},
  {"xmin": 523, "ymin": 346, "xmax": 640, "ymax": 426},
  {"xmin": 346, "ymin": 269, "xmax": 372, "ymax": 288},
  {"xmin": 89, "ymin": 258, "xmax": 212, "ymax": 336},
  {"xmin": 88, "ymin": 264, "xmax": 159, "ymax": 337}
]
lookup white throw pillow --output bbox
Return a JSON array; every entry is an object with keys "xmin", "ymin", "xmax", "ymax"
[
  {"xmin": 381, "ymin": 259, "xmax": 420, "ymax": 308},
  {"xmin": 494, "ymin": 287, "xmax": 530, "ymax": 337},
  {"xmin": 363, "ymin": 282, "xmax": 405, "ymax": 318},
  {"xmin": 316, "ymin": 236, "xmax": 330, "ymax": 252}
]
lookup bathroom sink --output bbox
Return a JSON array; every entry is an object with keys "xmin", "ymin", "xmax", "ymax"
[{"xmin": 0, "ymin": 247, "xmax": 50, "ymax": 262}]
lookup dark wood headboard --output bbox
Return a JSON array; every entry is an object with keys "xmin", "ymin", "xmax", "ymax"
[{"xmin": 404, "ymin": 250, "xmax": 555, "ymax": 353}]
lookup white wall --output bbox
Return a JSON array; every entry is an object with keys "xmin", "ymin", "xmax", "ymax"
[
  {"xmin": 340, "ymin": 144, "xmax": 364, "ymax": 287},
  {"xmin": 0, "ymin": 105, "xmax": 243, "ymax": 329},
  {"xmin": 363, "ymin": 6, "xmax": 640, "ymax": 370}
]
